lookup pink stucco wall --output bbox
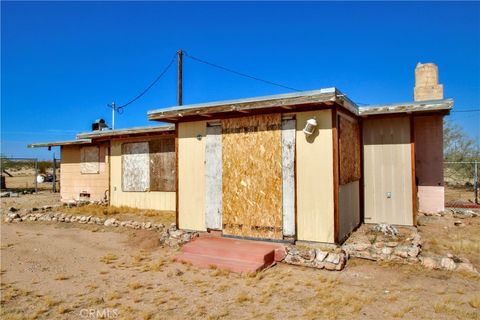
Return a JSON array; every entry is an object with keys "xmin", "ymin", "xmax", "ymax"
[{"xmin": 414, "ymin": 115, "xmax": 445, "ymax": 213}]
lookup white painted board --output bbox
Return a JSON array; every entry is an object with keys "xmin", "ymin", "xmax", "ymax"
[
  {"xmin": 282, "ymin": 119, "xmax": 296, "ymax": 236},
  {"xmin": 205, "ymin": 125, "xmax": 222, "ymax": 230},
  {"xmin": 122, "ymin": 142, "xmax": 150, "ymax": 192}
]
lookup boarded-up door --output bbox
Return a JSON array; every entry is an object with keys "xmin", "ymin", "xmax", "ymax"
[
  {"xmin": 363, "ymin": 117, "xmax": 413, "ymax": 225},
  {"xmin": 222, "ymin": 114, "xmax": 283, "ymax": 239}
]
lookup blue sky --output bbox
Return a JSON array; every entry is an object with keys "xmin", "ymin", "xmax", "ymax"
[{"xmin": 2, "ymin": 1, "xmax": 479, "ymax": 159}]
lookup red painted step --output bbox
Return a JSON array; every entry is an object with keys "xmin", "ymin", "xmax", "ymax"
[
  {"xmin": 175, "ymin": 252, "xmax": 266, "ymax": 273},
  {"xmin": 174, "ymin": 237, "xmax": 285, "ymax": 273}
]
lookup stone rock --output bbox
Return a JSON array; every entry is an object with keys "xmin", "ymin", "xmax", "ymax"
[
  {"xmin": 335, "ymin": 255, "xmax": 347, "ymax": 271},
  {"xmin": 144, "ymin": 222, "xmax": 152, "ymax": 229},
  {"xmin": 169, "ymin": 230, "xmax": 184, "ymax": 239},
  {"xmin": 421, "ymin": 257, "xmax": 439, "ymax": 270},
  {"xmin": 324, "ymin": 262, "xmax": 337, "ymax": 270},
  {"xmin": 8, "ymin": 207, "xmax": 18, "ymax": 213},
  {"xmin": 372, "ymin": 223, "xmax": 399, "ymax": 236},
  {"xmin": 440, "ymin": 257, "xmax": 456, "ymax": 271},
  {"xmin": 386, "ymin": 241, "xmax": 399, "ymax": 248},
  {"xmin": 394, "ymin": 246, "xmax": 410, "ymax": 258},
  {"xmin": 104, "ymin": 218, "xmax": 117, "ymax": 227},
  {"xmin": 325, "ymin": 253, "xmax": 340, "ymax": 264},
  {"xmin": 299, "ymin": 249, "xmax": 316, "ymax": 262},
  {"xmin": 407, "ymin": 246, "xmax": 420, "ymax": 257},
  {"xmin": 315, "ymin": 249, "xmax": 328, "ymax": 262},
  {"xmin": 456, "ymin": 262, "xmax": 478, "ymax": 274},
  {"xmin": 454, "ymin": 221, "xmax": 465, "ymax": 227},
  {"xmin": 381, "ymin": 247, "xmax": 394, "ymax": 255},
  {"xmin": 0, "ymin": 192, "xmax": 10, "ymax": 198},
  {"xmin": 7, "ymin": 212, "xmax": 20, "ymax": 219},
  {"xmin": 9, "ymin": 192, "xmax": 19, "ymax": 198}
]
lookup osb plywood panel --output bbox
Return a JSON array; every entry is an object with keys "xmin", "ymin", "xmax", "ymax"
[
  {"xmin": 80, "ymin": 146, "xmax": 100, "ymax": 174},
  {"xmin": 222, "ymin": 114, "xmax": 283, "ymax": 239},
  {"xmin": 205, "ymin": 125, "xmax": 222, "ymax": 230},
  {"xmin": 339, "ymin": 116, "xmax": 361, "ymax": 185},
  {"xmin": 338, "ymin": 181, "xmax": 360, "ymax": 242},
  {"xmin": 363, "ymin": 117, "xmax": 413, "ymax": 226},
  {"xmin": 178, "ymin": 121, "xmax": 207, "ymax": 231},
  {"xmin": 122, "ymin": 142, "xmax": 150, "ymax": 192},
  {"xmin": 60, "ymin": 145, "xmax": 109, "ymax": 202},
  {"xmin": 295, "ymin": 110, "xmax": 334, "ymax": 243},
  {"xmin": 282, "ymin": 119, "xmax": 296, "ymax": 237},
  {"xmin": 109, "ymin": 140, "xmax": 175, "ymax": 211},
  {"xmin": 149, "ymin": 138, "xmax": 175, "ymax": 192}
]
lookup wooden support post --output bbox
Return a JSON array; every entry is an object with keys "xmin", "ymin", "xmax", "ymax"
[{"xmin": 177, "ymin": 49, "xmax": 183, "ymax": 106}]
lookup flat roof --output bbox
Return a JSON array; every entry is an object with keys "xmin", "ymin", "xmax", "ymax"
[
  {"xmin": 28, "ymin": 139, "xmax": 92, "ymax": 148},
  {"xmin": 77, "ymin": 124, "xmax": 174, "ymax": 139},
  {"xmin": 147, "ymin": 88, "xmax": 359, "ymax": 122},
  {"xmin": 359, "ymin": 99, "xmax": 453, "ymax": 116}
]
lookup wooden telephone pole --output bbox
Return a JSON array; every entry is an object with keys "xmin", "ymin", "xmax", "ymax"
[{"xmin": 177, "ymin": 49, "xmax": 183, "ymax": 106}]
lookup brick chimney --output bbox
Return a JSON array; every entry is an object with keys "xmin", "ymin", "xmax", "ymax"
[{"xmin": 414, "ymin": 63, "xmax": 444, "ymax": 101}]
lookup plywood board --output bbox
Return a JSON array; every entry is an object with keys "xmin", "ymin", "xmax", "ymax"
[
  {"xmin": 205, "ymin": 124, "xmax": 223, "ymax": 230},
  {"xmin": 339, "ymin": 116, "xmax": 361, "ymax": 185},
  {"xmin": 80, "ymin": 146, "xmax": 100, "ymax": 174},
  {"xmin": 282, "ymin": 119, "xmax": 296, "ymax": 237},
  {"xmin": 122, "ymin": 142, "xmax": 150, "ymax": 192},
  {"xmin": 363, "ymin": 117, "xmax": 413, "ymax": 225},
  {"xmin": 222, "ymin": 114, "xmax": 283, "ymax": 239},
  {"xmin": 149, "ymin": 138, "xmax": 175, "ymax": 192},
  {"xmin": 109, "ymin": 139, "xmax": 175, "ymax": 211}
]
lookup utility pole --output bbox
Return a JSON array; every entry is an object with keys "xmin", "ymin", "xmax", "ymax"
[
  {"xmin": 178, "ymin": 49, "xmax": 183, "ymax": 106},
  {"xmin": 111, "ymin": 102, "xmax": 116, "ymax": 130},
  {"xmin": 475, "ymin": 161, "xmax": 478, "ymax": 204},
  {"xmin": 52, "ymin": 153, "xmax": 56, "ymax": 193}
]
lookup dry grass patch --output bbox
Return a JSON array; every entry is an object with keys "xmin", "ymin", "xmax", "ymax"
[
  {"xmin": 62, "ymin": 204, "xmax": 175, "ymax": 225},
  {"xmin": 100, "ymin": 253, "xmax": 118, "ymax": 264},
  {"xmin": 54, "ymin": 273, "xmax": 69, "ymax": 281},
  {"xmin": 128, "ymin": 282, "xmax": 143, "ymax": 290},
  {"xmin": 236, "ymin": 291, "xmax": 252, "ymax": 304}
]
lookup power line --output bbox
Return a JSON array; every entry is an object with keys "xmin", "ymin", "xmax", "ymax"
[
  {"xmin": 183, "ymin": 51, "xmax": 302, "ymax": 92},
  {"xmin": 109, "ymin": 53, "xmax": 176, "ymax": 112}
]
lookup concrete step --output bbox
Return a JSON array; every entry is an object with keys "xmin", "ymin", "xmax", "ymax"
[
  {"xmin": 182, "ymin": 237, "xmax": 277, "ymax": 264},
  {"xmin": 174, "ymin": 237, "xmax": 286, "ymax": 273},
  {"xmin": 175, "ymin": 252, "xmax": 266, "ymax": 273}
]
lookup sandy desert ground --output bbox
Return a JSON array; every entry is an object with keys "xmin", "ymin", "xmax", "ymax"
[{"xmin": 0, "ymin": 194, "xmax": 479, "ymax": 320}]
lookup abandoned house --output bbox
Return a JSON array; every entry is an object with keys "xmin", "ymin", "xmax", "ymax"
[
  {"xmin": 30, "ymin": 62, "xmax": 453, "ymax": 244},
  {"xmin": 29, "ymin": 125, "xmax": 176, "ymax": 211}
]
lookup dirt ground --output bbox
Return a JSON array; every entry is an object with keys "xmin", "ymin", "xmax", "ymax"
[
  {"xmin": 445, "ymin": 186, "xmax": 478, "ymax": 206},
  {"xmin": 1, "ymin": 192, "xmax": 60, "ymax": 210},
  {"xmin": 1, "ymin": 195, "xmax": 479, "ymax": 319}
]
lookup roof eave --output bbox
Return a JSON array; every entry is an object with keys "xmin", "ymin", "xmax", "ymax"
[
  {"xmin": 28, "ymin": 139, "xmax": 92, "ymax": 148},
  {"xmin": 147, "ymin": 88, "xmax": 359, "ymax": 122}
]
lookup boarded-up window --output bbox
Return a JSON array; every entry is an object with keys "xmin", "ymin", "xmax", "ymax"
[
  {"xmin": 80, "ymin": 146, "xmax": 100, "ymax": 174},
  {"xmin": 149, "ymin": 138, "xmax": 175, "ymax": 192},
  {"xmin": 122, "ymin": 142, "xmax": 150, "ymax": 192},
  {"xmin": 339, "ymin": 116, "xmax": 361, "ymax": 185}
]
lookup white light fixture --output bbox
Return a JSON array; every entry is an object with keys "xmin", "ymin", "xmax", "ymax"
[{"xmin": 303, "ymin": 118, "xmax": 318, "ymax": 137}]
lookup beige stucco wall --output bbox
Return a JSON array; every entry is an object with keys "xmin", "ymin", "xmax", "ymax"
[
  {"xmin": 363, "ymin": 117, "xmax": 413, "ymax": 226},
  {"xmin": 414, "ymin": 115, "xmax": 444, "ymax": 213},
  {"xmin": 295, "ymin": 110, "xmax": 334, "ymax": 243},
  {"xmin": 60, "ymin": 144, "xmax": 109, "ymax": 202},
  {"xmin": 178, "ymin": 121, "xmax": 207, "ymax": 231},
  {"xmin": 338, "ymin": 180, "xmax": 360, "ymax": 242},
  {"xmin": 110, "ymin": 138, "xmax": 176, "ymax": 211}
]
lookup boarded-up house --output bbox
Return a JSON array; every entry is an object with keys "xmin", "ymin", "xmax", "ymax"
[
  {"xmin": 77, "ymin": 125, "xmax": 175, "ymax": 210},
  {"xmin": 29, "ymin": 125, "xmax": 176, "ymax": 211},
  {"xmin": 30, "ymin": 63, "xmax": 452, "ymax": 244},
  {"xmin": 148, "ymin": 69, "xmax": 452, "ymax": 244}
]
